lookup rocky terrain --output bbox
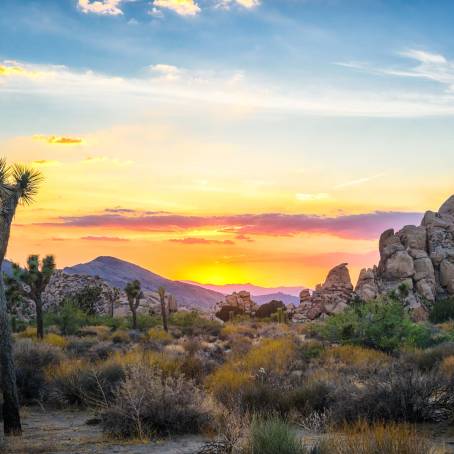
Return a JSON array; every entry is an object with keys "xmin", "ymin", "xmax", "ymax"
[{"xmin": 355, "ymin": 194, "xmax": 454, "ymax": 318}]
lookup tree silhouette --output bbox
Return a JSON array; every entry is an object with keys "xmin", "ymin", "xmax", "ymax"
[{"xmin": 125, "ymin": 280, "xmax": 143, "ymax": 330}]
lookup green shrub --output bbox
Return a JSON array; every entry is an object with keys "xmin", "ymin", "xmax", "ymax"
[
  {"xmin": 318, "ymin": 298, "xmax": 433, "ymax": 352},
  {"xmin": 429, "ymin": 297, "xmax": 454, "ymax": 323},
  {"xmin": 45, "ymin": 302, "xmax": 88, "ymax": 335},
  {"xmin": 248, "ymin": 417, "xmax": 304, "ymax": 454},
  {"xmin": 169, "ymin": 311, "xmax": 222, "ymax": 336}
]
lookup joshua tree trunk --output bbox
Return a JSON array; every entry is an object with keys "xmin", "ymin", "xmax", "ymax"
[
  {"xmin": 0, "ymin": 193, "xmax": 22, "ymax": 435},
  {"xmin": 132, "ymin": 308, "xmax": 137, "ymax": 330},
  {"xmin": 35, "ymin": 298, "xmax": 44, "ymax": 339},
  {"xmin": 158, "ymin": 288, "xmax": 168, "ymax": 332}
]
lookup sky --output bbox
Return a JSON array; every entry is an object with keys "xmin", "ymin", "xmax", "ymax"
[{"xmin": 1, "ymin": 0, "xmax": 454, "ymax": 288}]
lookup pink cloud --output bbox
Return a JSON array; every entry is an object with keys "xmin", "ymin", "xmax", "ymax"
[
  {"xmin": 35, "ymin": 210, "xmax": 423, "ymax": 240},
  {"xmin": 168, "ymin": 237, "xmax": 235, "ymax": 245}
]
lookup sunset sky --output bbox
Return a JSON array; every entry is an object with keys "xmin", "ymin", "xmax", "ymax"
[{"xmin": 1, "ymin": 0, "xmax": 454, "ymax": 288}]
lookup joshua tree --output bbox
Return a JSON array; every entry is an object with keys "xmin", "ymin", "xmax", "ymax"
[
  {"xmin": 158, "ymin": 286, "xmax": 168, "ymax": 332},
  {"xmin": 6, "ymin": 255, "xmax": 55, "ymax": 339},
  {"xmin": 108, "ymin": 287, "xmax": 120, "ymax": 318},
  {"xmin": 0, "ymin": 159, "xmax": 42, "ymax": 435},
  {"xmin": 125, "ymin": 280, "xmax": 143, "ymax": 330}
]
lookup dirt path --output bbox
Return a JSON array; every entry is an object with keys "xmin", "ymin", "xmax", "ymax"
[{"xmin": 0, "ymin": 407, "xmax": 208, "ymax": 454}]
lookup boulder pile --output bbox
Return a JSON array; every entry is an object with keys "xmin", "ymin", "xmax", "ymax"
[{"xmin": 355, "ymin": 194, "xmax": 454, "ymax": 317}]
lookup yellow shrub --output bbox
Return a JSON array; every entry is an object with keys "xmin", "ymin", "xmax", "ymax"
[
  {"xmin": 45, "ymin": 358, "xmax": 88, "ymax": 381},
  {"xmin": 322, "ymin": 345, "xmax": 390, "ymax": 370},
  {"xmin": 109, "ymin": 349, "xmax": 181, "ymax": 376},
  {"xmin": 111, "ymin": 329, "xmax": 130, "ymax": 343},
  {"xmin": 221, "ymin": 323, "xmax": 255, "ymax": 338},
  {"xmin": 206, "ymin": 337, "xmax": 296, "ymax": 400},
  {"xmin": 440, "ymin": 355, "xmax": 454, "ymax": 377},
  {"xmin": 43, "ymin": 333, "xmax": 68, "ymax": 348},
  {"xmin": 147, "ymin": 327, "xmax": 173, "ymax": 342},
  {"xmin": 17, "ymin": 326, "xmax": 36, "ymax": 339},
  {"xmin": 244, "ymin": 337, "xmax": 295, "ymax": 372}
]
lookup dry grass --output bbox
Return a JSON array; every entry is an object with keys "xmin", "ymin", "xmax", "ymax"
[
  {"xmin": 43, "ymin": 333, "xmax": 68, "ymax": 348},
  {"xmin": 317, "ymin": 421, "xmax": 435, "ymax": 454},
  {"xmin": 147, "ymin": 327, "xmax": 173, "ymax": 343},
  {"xmin": 322, "ymin": 345, "xmax": 391, "ymax": 370}
]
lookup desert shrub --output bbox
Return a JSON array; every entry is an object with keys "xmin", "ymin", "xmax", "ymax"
[
  {"xmin": 247, "ymin": 416, "xmax": 304, "ymax": 454},
  {"xmin": 102, "ymin": 365, "xmax": 210, "ymax": 439},
  {"xmin": 402, "ymin": 342, "xmax": 454, "ymax": 372},
  {"xmin": 45, "ymin": 302, "xmax": 88, "ymax": 335},
  {"xmin": 17, "ymin": 326, "xmax": 38, "ymax": 339},
  {"xmin": 147, "ymin": 327, "xmax": 173, "ymax": 343},
  {"xmin": 255, "ymin": 300, "xmax": 286, "ymax": 319},
  {"xmin": 111, "ymin": 329, "xmax": 130, "ymax": 344},
  {"xmin": 429, "ymin": 297, "xmax": 454, "ymax": 323},
  {"xmin": 318, "ymin": 298, "xmax": 433, "ymax": 352},
  {"xmin": 14, "ymin": 339, "xmax": 62, "ymax": 403},
  {"xmin": 322, "ymin": 345, "xmax": 391, "ymax": 374},
  {"xmin": 169, "ymin": 311, "xmax": 222, "ymax": 336},
  {"xmin": 43, "ymin": 333, "xmax": 68, "ymax": 348},
  {"xmin": 78, "ymin": 325, "xmax": 112, "ymax": 340},
  {"xmin": 65, "ymin": 337, "xmax": 98, "ymax": 357},
  {"xmin": 297, "ymin": 340, "xmax": 325, "ymax": 360},
  {"xmin": 207, "ymin": 337, "xmax": 296, "ymax": 408},
  {"xmin": 330, "ymin": 367, "xmax": 454, "ymax": 424},
  {"xmin": 440, "ymin": 355, "xmax": 454, "ymax": 377},
  {"xmin": 316, "ymin": 421, "xmax": 431, "ymax": 454},
  {"xmin": 46, "ymin": 358, "xmax": 125, "ymax": 407}
]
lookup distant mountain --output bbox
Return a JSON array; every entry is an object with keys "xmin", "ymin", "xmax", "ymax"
[
  {"xmin": 253, "ymin": 292, "xmax": 300, "ymax": 306},
  {"xmin": 64, "ymin": 256, "xmax": 224, "ymax": 310},
  {"xmin": 182, "ymin": 281, "xmax": 303, "ymax": 297}
]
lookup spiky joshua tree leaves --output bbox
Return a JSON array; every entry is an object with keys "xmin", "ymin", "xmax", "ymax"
[
  {"xmin": 158, "ymin": 286, "xmax": 169, "ymax": 332},
  {"xmin": 5, "ymin": 255, "xmax": 56, "ymax": 339},
  {"xmin": 125, "ymin": 280, "xmax": 143, "ymax": 330},
  {"xmin": 0, "ymin": 158, "xmax": 43, "ymax": 436}
]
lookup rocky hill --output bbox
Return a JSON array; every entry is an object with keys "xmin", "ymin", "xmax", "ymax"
[{"xmin": 64, "ymin": 256, "xmax": 224, "ymax": 310}]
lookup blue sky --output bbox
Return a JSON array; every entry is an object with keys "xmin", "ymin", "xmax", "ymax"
[{"xmin": 1, "ymin": 0, "xmax": 454, "ymax": 285}]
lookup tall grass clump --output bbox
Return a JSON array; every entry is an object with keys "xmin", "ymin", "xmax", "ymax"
[
  {"xmin": 247, "ymin": 416, "xmax": 304, "ymax": 454},
  {"xmin": 316, "ymin": 421, "xmax": 432, "ymax": 454}
]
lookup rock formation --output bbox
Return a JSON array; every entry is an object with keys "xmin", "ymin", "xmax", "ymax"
[
  {"xmin": 214, "ymin": 290, "xmax": 258, "ymax": 320},
  {"xmin": 293, "ymin": 263, "xmax": 354, "ymax": 321},
  {"xmin": 355, "ymin": 195, "xmax": 454, "ymax": 316}
]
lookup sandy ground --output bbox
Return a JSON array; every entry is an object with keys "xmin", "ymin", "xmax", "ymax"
[{"xmin": 0, "ymin": 407, "xmax": 208, "ymax": 454}]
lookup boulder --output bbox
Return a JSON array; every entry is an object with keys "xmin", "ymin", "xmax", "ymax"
[{"xmin": 440, "ymin": 259, "xmax": 454, "ymax": 294}]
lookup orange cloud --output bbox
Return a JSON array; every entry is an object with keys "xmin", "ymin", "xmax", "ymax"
[
  {"xmin": 169, "ymin": 237, "xmax": 235, "ymax": 245},
  {"xmin": 33, "ymin": 135, "xmax": 83, "ymax": 145}
]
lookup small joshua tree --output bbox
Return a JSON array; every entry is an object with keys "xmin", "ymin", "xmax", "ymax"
[
  {"xmin": 125, "ymin": 280, "xmax": 143, "ymax": 330},
  {"xmin": 158, "ymin": 286, "xmax": 168, "ymax": 332},
  {"xmin": 0, "ymin": 159, "xmax": 42, "ymax": 435},
  {"xmin": 108, "ymin": 287, "xmax": 120, "ymax": 318},
  {"xmin": 6, "ymin": 255, "xmax": 56, "ymax": 339}
]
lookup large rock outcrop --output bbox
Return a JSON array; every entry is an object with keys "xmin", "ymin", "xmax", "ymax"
[
  {"xmin": 355, "ymin": 195, "xmax": 454, "ymax": 316},
  {"xmin": 214, "ymin": 291, "xmax": 258, "ymax": 318},
  {"xmin": 293, "ymin": 263, "xmax": 354, "ymax": 321}
]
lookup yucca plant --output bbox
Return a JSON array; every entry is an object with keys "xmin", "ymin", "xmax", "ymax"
[
  {"xmin": 125, "ymin": 279, "xmax": 143, "ymax": 330},
  {"xmin": 0, "ymin": 158, "xmax": 43, "ymax": 435},
  {"xmin": 5, "ymin": 254, "xmax": 56, "ymax": 339}
]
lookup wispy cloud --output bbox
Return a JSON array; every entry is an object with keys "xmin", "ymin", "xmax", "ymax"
[
  {"xmin": 6, "ymin": 58, "xmax": 454, "ymax": 117},
  {"xmin": 333, "ymin": 173, "xmax": 386, "ymax": 189},
  {"xmin": 35, "ymin": 210, "xmax": 423, "ymax": 240},
  {"xmin": 168, "ymin": 237, "xmax": 235, "ymax": 245},
  {"xmin": 78, "ymin": 0, "xmax": 124, "ymax": 16},
  {"xmin": 80, "ymin": 235, "xmax": 130, "ymax": 241},
  {"xmin": 33, "ymin": 135, "xmax": 83, "ymax": 145}
]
